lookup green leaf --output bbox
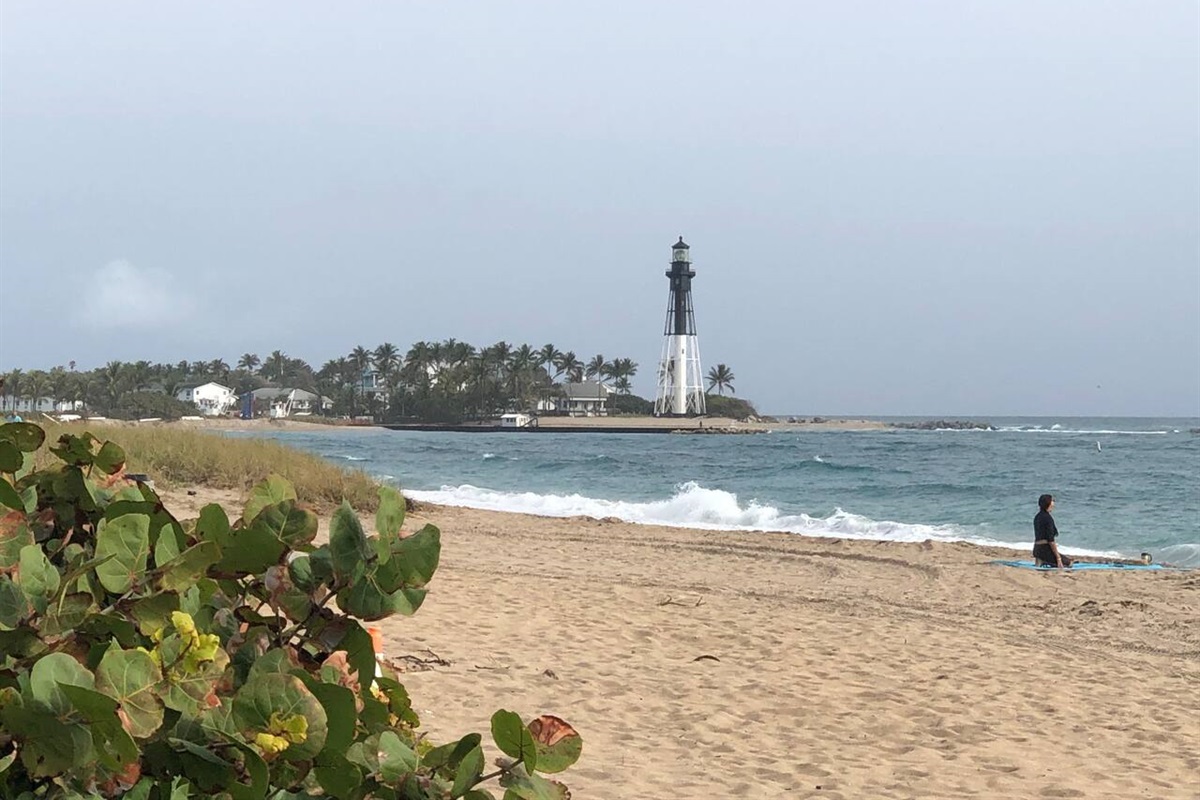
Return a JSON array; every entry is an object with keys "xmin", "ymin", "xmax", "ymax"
[
  {"xmin": 159, "ymin": 541, "xmax": 222, "ymax": 592},
  {"xmin": 0, "ymin": 576, "xmax": 31, "ymax": 629},
  {"xmin": 375, "ymin": 485, "xmax": 406, "ymax": 537},
  {"xmin": 215, "ymin": 521, "xmax": 286, "ymax": 575},
  {"xmin": 0, "ymin": 441, "xmax": 21, "ymax": 473},
  {"xmin": 374, "ymin": 676, "xmax": 419, "ymax": 727},
  {"xmin": 195, "ymin": 502, "xmax": 231, "ymax": 545},
  {"xmin": 131, "ymin": 592, "xmax": 180, "ymax": 635},
  {"xmin": 253, "ymin": 500, "xmax": 318, "ymax": 549},
  {"xmin": 59, "ymin": 683, "xmax": 140, "ymax": 770},
  {"xmin": 329, "ymin": 503, "xmax": 370, "ymax": 583},
  {"xmin": 95, "ymin": 513, "xmax": 151, "ymax": 594},
  {"xmin": 498, "ymin": 768, "xmax": 570, "ymax": 800},
  {"xmin": 375, "ymin": 524, "xmax": 440, "ymax": 591},
  {"xmin": 30, "ymin": 652, "xmax": 95, "ymax": 714},
  {"xmin": 491, "ymin": 710, "xmax": 537, "ymax": 773},
  {"xmin": 159, "ymin": 633, "xmax": 229, "ymax": 714},
  {"xmin": 301, "ymin": 678, "xmax": 356, "ymax": 756},
  {"xmin": 49, "ymin": 432, "xmax": 97, "ymax": 467},
  {"xmin": 243, "ymin": 474, "xmax": 296, "ymax": 524},
  {"xmin": 451, "ymin": 744, "xmax": 485, "ymax": 797},
  {"xmin": 232, "ymin": 673, "xmax": 328, "ymax": 762},
  {"xmin": 377, "ymin": 730, "xmax": 418, "ymax": 783},
  {"xmin": 93, "ymin": 440, "xmax": 126, "ymax": 474},
  {"xmin": 336, "ymin": 571, "xmax": 425, "ymax": 621},
  {"xmin": 527, "ymin": 716, "xmax": 582, "ymax": 774},
  {"xmin": 424, "ymin": 732, "xmax": 481, "ymax": 773},
  {"xmin": 288, "ymin": 555, "xmax": 319, "ymax": 592},
  {"xmin": 0, "ymin": 478, "xmax": 22, "ymax": 511},
  {"xmin": 0, "ymin": 422, "xmax": 46, "ymax": 452},
  {"xmin": 335, "ymin": 622, "xmax": 376, "ymax": 701},
  {"xmin": 314, "ymin": 755, "xmax": 363, "ymax": 799},
  {"xmin": 154, "ymin": 522, "xmax": 183, "ymax": 566},
  {"xmin": 40, "ymin": 592, "xmax": 94, "ymax": 636},
  {"xmin": 95, "ymin": 647, "xmax": 164, "ymax": 738},
  {"xmin": 17, "ymin": 544, "xmax": 59, "ymax": 613},
  {"xmin": 0, "ymin": 512, "xmax": 33, "ymax": 569}
]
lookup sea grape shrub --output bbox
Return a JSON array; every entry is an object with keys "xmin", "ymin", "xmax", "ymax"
[{"xmin": 0, "ymin": 422, "xmax": 581, "ymax": 799}]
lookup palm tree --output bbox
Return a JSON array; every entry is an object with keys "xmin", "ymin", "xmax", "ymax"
[
  {"xmin": 555, "ymin": 351, "xmax": 584, "ymax": 384},
  {"xmin": 101, "ymin": 361, "xmax": 126, "ymax": 404},
  {"xmin": 264, "ymin": 351, "xmax": 288, "ymax": 382},
  {"xmin": 607, "ymin": 358, "xmax": 638, "ymax": 393},
  {"xmin": 237, "ymin": 353, "xmax": 261, "ymax": 373},
  {"xmin": 585, "ymin": 355, "xmax": 606, "ymax": 381},
  {"xmin": 706, "ymin": 364, "xmax": 736, "ymax": 396},
  {"xmin": 372, "ymin": 342, "xmax": 401, "ymax": 386},
  {"xmin": 2, "ymin": 369, "xmax": 20, "ymax": 411},
  {"xmin": 537, "ymin": 344, "xmax": 561, "ymax": 378}
]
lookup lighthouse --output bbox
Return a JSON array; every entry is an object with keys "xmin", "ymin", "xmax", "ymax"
[{"xmin": 654, "ymin": 237, "xmax": 706, "ymax": 416}]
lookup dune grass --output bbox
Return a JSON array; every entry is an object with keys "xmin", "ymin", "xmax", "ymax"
[{"xmin": 34, "ymin": 422, "xmax": 381, "ymax": 511}]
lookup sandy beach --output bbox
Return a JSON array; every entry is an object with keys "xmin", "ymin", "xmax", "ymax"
[{"xmin": 162, "ymin": 488, "xmax": 1199, "ymax": 799}]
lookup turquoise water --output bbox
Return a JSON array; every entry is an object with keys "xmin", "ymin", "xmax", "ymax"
[{"xmin": 241, "ymin": 417, "xmax": 1200, "ymax": 566}]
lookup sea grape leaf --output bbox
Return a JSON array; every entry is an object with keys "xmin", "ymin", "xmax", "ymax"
[
  {"xmin": 337, "ymin": 572, "xmax": 425, "ymax": 621},
  {"xmin": 0, "ymin": 577, "xmax": 30, "ymax": 629},
  {"xmin": 30, "ymin": 652, "xmax": 95, "ymax": 714},
  {"xmin": 374, "ymin": 676, "xmax": 419, "ymax": 727},
  {"xmin": 0, "ymin": 422, "xmax": 46, "ymax": 452},
  {"xmin": 0, "ymin": 512, "xmax": 33, "ymax": 569},
  {"xmin": 498, "ymin": 769, "xmax": 570, "ymax": 800},
  {"xmin": 526, "ymin": 716, "xmax": 582, "ymax": 774},
  {"xmin": 375, "ymin": 485, "xmax": 406, "ymax": 537},
  {"xmin": 95, "ymin": 646, "xmax": 165, "ymax": 738},
  {"xmin": 243, "ymin": 474, "xmax": 296, "ymax": 525},
  {"xmin": 159, "ymin": 541, "xmax": 222, "ymax": 592},
  {"xmin": 232, "ymin": 673, "xmax": 328, "ymax": 762},
  {"xmin": 40, "ymin": 592, "xmax": 94, "ymax": 636},
  {"xmin": 491, "ymin": 710, "xmax": 537, "ymax": 773},
  {"xmin": 59, "ymin": 683, "xmax": 140, "ymax": 769},
  {"xmin": 216, "ymin": 521, "xmax": 286, "ymax": 575},
  {"xmin": 95, "ymin": 513, "xmax": 151, "ymax": 594},
  {"xmin": 154, "ymin": 522, "xmax": 182, "ymax": 566},
  {"xmin": 252, "ymin": 500, "xmax": 318, "ymax": 548},
  {"xmin": 329, "ymin": 503, "xmax": 370, "ymax": 582},
  {"xmin": 131, "ymin": 592, "xmax": 180, "ymax": 635},
  {"xmin": 377, "ymin": 730, "xmax": 419, "ymax": 783},
  {"xmin": 194, "ymin": 502, "xmax": 231, "ymax": 546},
  {"xmin": 376, "ymin": 524, "xmax": 440, "ymax": 591},
  {"xmin": 50, "ymin": 433, "xmax": 97, "ymax": 467},
  {"xmin": 288, "ymin": 555, "xmax": 318, "ymax": 592},
  {"xmin": 450, "ymin": 744, "xmax": 484, "ymax": 797},
  {"xmin": 93, "ymin": 440, "xmax": 127, "ymax": 474},
  {"xmin": 0, "ymin": 441, "xmax": 21, "ymax": 473},
  {"xmin": 0, "ymin": 479, "xmax": 21, "ymax": 511},
  {"xmin": 17, "ymin": 544, "xmax": 59, "ymax": 613},
  {"xmin": 298, "ymin": 676, "xmax": 356, "ymax": 756}
]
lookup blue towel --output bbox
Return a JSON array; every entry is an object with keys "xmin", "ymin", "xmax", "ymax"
[{"xmin": 989, "ymin": 559, "xmax": 1184, "ymax": 571}]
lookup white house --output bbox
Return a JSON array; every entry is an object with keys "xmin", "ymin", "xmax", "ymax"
[
  {"xmin": 175, "ymin": 382, "xmax": 237, "ymax": 417},
  {"xmin": 499, "ymin": 413, "xmax": 533, "ymax": 428},
  {"xmin": 246, "ymin": 387, "xmax": 333, "ymax": 418},
  {"xmin": 554, "ymin": 383, "xmax": 609, "ymax": 419}
]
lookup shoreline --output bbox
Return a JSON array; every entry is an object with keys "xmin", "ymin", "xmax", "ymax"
[{"xmin": 160, "ymin": 487, "xmax": 1200, "ymax": 799}]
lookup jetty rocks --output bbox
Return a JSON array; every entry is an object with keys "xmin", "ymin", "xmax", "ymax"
[{"xmin": 890, "ymin": 419, "xmax": 995, "ymax": 431}]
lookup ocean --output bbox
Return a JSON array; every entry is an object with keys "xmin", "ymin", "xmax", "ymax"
[{"xmin": 239, "ymin": 417, "xmax": 1200, "ymax": 567}]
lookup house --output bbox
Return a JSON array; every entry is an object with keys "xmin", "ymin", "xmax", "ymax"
[
  {"xmin": 499, "ymin": 413, "xmax": 533, "ymax": 428},
  {"xmin": 245, "ymin": 387, "xmax": 334, "ymax": 418},
  {"xmin": 538, "ymin": 381, "xmax": 610, "ymax": 417},
  {"xmin": 175, "ymin": 382, "xmax": 237, "ymax": 416}
]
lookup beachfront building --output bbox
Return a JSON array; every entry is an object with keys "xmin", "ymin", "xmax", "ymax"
[
  {"xmin": 654, "ymin": 237, "xmax": 706, "ymax": 416},
  {"xmin": 536, "ymin": 381, "xmax": 610, "ymax": 416},
  {"xmin": 175, "ymin": 381, "xmax": 237, "ymax": 416},
  {"xmin": 499, "ymin": 413, "xmax": 533, "ymax": 428},
  {"xmin": 245, "ymin": 387, "xmax": 334, "ymax": 418}
]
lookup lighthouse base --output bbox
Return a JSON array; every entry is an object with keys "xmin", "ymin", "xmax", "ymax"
[{"xmin": 654, "ymin": 334, "xmax": 706, "ymax": 417}]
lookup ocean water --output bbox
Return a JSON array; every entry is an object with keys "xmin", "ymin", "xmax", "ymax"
[{"xmin": 238, "ymin": 417, "xmax": 1200, "ymax": 566}]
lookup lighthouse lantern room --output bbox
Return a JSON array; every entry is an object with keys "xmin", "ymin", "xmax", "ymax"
[{"xmin": 654, "ymin": 236, "xmax": 706, "ymax": 416}]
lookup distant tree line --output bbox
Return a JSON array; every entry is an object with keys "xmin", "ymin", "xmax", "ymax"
[{"xmin": 0, "ymin": 341, "xmax": 642, "ymax": 423}]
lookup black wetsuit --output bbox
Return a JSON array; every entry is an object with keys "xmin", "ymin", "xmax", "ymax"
[{"xmin": 1033, "ymin": 510, "xmax": 1072, "ymax": 567}]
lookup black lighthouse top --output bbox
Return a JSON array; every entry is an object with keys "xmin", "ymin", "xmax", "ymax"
[
  {"xmin": 664, "ymin": 236, "xmax": 697, "ymax": 336},
  {"xmin": 671, "ymin": 237, "xmax": 691, "ymax": 265}
]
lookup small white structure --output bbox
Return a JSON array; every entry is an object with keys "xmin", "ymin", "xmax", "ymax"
[
  {"xmin": 247, "ymin": 387, "xmax": 333, "ymax": 418},
  {"xmin": 499, "ymin": 413, "xmax": 532, "ymax": 428},
  {"xmin": 175, "ymin": 382, "xmax": 237, "ymax": 416}
]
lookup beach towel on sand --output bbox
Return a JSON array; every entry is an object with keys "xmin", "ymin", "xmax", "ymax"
[{"xmin": 989, "ymin": 560, "xmax": 1186, "ymax": 571}]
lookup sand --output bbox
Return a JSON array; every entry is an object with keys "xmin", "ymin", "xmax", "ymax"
[{"xmin": 161, "ymin": 490, "xmax": 1199, "ymax": 799}]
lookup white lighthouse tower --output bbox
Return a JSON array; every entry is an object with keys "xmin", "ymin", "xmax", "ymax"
[{"xmin": 655, "ymin": 237, "xmax": 706, "ymax": 417}]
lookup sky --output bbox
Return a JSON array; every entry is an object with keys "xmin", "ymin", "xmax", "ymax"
[{"xmin": 1, "ymin": 2, "xmax": 1197, "ymax": 416}]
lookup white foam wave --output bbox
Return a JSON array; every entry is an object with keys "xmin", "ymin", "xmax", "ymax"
[
  {"xmin": 481, "ymin": 453, "xmax": 497, "ymax": 460},
  {"xmin": 405, "ymin": 481, "xmax": 1121, "ymax": 558},
  {"xmin": 812, "ymin": 455, "xmax": 826, "ymax": 463},
  {"xmin": 994, "ymin": 427, "xmax": 1168, "ymax": 435},
  {"xmin": 339, "ymin": 455, "xmax": 369, "ymax": 461}
]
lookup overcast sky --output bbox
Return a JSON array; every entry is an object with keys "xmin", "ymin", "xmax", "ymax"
[{"xmin": 1, "ymin": 2, "xmax": 1196, "ymax": 416}]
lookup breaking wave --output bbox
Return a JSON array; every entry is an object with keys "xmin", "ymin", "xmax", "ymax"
[{"xmin": 404, "ymin": 481, "xmax": 1122, "ymax": 558}]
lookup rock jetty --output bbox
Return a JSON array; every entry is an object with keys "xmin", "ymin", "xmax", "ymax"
[{"xmin": 889, "ymin": 420, "xmax": 995, "ymax": 431}]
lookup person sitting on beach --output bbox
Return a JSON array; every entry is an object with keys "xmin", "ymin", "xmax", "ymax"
[{"xmin": 1033, "ymin": 494, "xmax": 1072, "ymax": 569}]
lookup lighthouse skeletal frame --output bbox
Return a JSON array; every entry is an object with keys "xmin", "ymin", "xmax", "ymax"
[{"xmin": 655, "ymin": 237, "xmax": 706, "ymax": 417}]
